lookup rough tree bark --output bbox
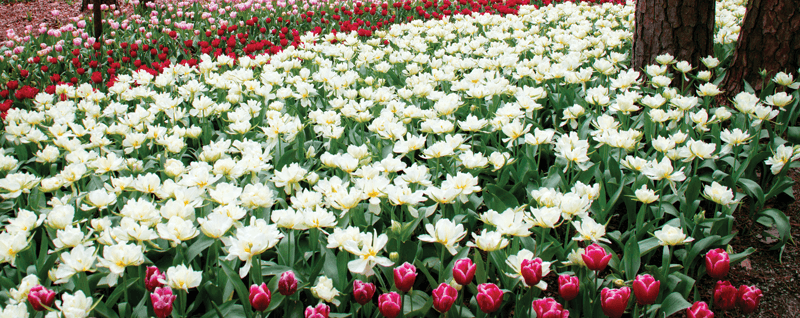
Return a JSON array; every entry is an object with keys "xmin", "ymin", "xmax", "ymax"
[
  {"xmin": 93, "ymin": 0, "xmax": 102, "ymax": 39},
  {"xmin": 632, "ymin": 0, "xmax": 716, "ymax": 72},
  {"xmin": 720, "ymin": 0, "xmax": 800, "ymax": 94}
]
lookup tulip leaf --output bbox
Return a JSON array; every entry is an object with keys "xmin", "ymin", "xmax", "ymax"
[
  {"xmin": 659, "ymin": 292, "xmax": 691, "ymax": 317},
  {"xmin": 186, "ymin": 234, "xmax": 214, "ymax": 264},
  {"xmin": 474, "ymin": 251, "xmax": 486, "ymax": 285},
  {"xmin": 402, "ymin": 290, "xmax": 432, "ymax": 316},
  {"xmin": 685, "ymin": 235, "xmax": 720, "ymax": 272},
  {"xmin": 92, "ymin": 300, "xmax": 120, "ymax": 318},
  {"xmin": 483, "ymin": 185, "xmax": 518, "ymax": 212},
  {"xmin": 756, "ymin": 208, "xmax": 792, "ymax": 251},
  {"xmin": 131, "ymin": 292, "xmax": 149, "ymax": 318},
  {"xmin": 220, "ymin": 261, "xmax": 254, "ymax": 318},
  {"xmin": 105, "ymin": 277, "xmax": 140, "ymax": 308},
  {"xmin": 622, "ymin": 232, "xmax": 641, "ymax": 281},
  {"xmin": 737, "ymin": 179, "xmax": 764, "ymax": 206}
]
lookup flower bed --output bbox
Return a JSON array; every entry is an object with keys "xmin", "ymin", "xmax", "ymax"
[{"xmin": 1, "ymin": 0, "xmax": 799, "ymax": 317}]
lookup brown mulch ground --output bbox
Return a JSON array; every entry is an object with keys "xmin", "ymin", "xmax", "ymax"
[{"xmin": 0, "ymin": 0, "xmax": 141, "ymax": 43}]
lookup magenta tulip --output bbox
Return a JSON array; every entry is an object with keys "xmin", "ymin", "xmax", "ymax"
[
  {"xmin": 736, "ymin": 285, "xmax": 762, "ymax": 314},
  {"xmin": 582, "ymin": 244, "xmax": 612, "ymax": 272},
  {"xmin": 705, "ymin": 249, "xmax": 730, "ymax": 279},
  {"xmin": 27, "ymin": 285, "xmax": 55, "ymax": 311},
  {"xmin": 453, "ymin": 258, "xmax": 476, "ymax": 286},
  {"xmin": 687, "ymin": 301, "xmax": 715, "ymax": 318},
  {"xmin": 600, "ymin": 287, "xmax": 630, "ymax": 318},
  {"xmin": 558, "ymin": 275, "xmax": 580, "ymax": 302},
  {"xmin": 532, "ymin": 298, "xmax": 570, "ymax": 318},
  {"xmin": 145, "ymin": 266, "xmax": 165, "ymax": 292},
  {"xmin": 353, "ymin": 280, "xmax": 376, "ymax": 305},
  {"xmin": 378, "ymin": 292, "xmax": 402, "ymax": 318},
  {"xmin": 249, "ymin": 283, "xmax": 271, "ymax": 312},
  {"xmin": 713, "ymin": 281, "xmax": 737, "ymax": 311},
  {"xmin": 432, "ymin": 283, "xmax": 458, "ymax": 313},
  {"xmin": 151, "ymin": 286, "xmax": 177, "ymax": 318},
  {"xmin": 520, "ymin": 258, "xmax": 543, "ymax": 287},
  {"xmin": 394, "ymin": 262, "xmax": 417, "ymax": 292},
  {"xmin": 305, "ymin": 304, "xmax": 330, "ymax": 318},
  {"xmin": 632, "ymin": 274, "xmax": 660, "ymax": 305},
  {"xmin": 279, "ymin": 271, "xmax": 298, "ymax": 296},
  {"xmin": 476, "ymin": 283, "xmax": 504, "ymax": 313}
]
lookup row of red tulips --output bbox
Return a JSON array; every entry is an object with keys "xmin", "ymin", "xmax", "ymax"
[{"xmin": 19, "ymin": 245, "xmax": 761, "ymax": 317}]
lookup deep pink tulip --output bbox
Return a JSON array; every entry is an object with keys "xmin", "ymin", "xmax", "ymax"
[
  {"xmin": 353, "ymin": 280, "xmax": 376, "ymax": 305},
  {"xmin": 476, "ymin": 283, "xmax": 504, "ymax": 313},
  {"xmin": 393, "ymin": 262, "xmax": 417, "ymax": 292},
  {"xmin": 145, "ymin": 266, "xmax": 165, "ymax": 292},
  {"xmin": 600, "ymin": 287, "xmax": 630, "ymax": 318},
  {"xmin": 27, "ymin": 285, "xmax": 55, "ymax": 311},
  {"xmin": 532, "ymin": 297, "xmax": 569, "ymax": 318},
  {"xmin": 249, "ymin": 283, "xmax": 271, "ymax": 312},
  {"xmin": 520, "ymin": 258, "xmax": 543, "ymax": 287},
  {"xmin": 687, "ymin": 301, "xmax": 715, "ymax": 318},
  {"xmin": 582, "ymin": 244, "xmax": 612, "ymax": 272},
  {"xmin": 151, "ymin": 286, "xmax": 177, "ymax": 318},
  {"xmin": 378, "ymin": 292, "xmax": 402, "ymax": 318},
  {"xmin": 279, "ymin": 271, "xmax": 298, "ymax": 296},
  {"xmin": 736, "ymin": 285, "xmax": 762, "ymax": 314},
  {"xmin": 632, "ymin": 274, "xmax": 660, "ymax": 305},
  {"xmin": 432, "ymin": 283, "xmax": 457, "ymax": 313},
  {"xmin": 453, "ymin": 258, "xmax": 476, "ymax": 285},
  {"xmin": 705, "ymin": 249, "xmax": 730, "ymax": 279},
  {"xmin": 558, "ymin": 275, "xmax": 580, "ymax": 301},
  {"xmin": 305, "ymin": 304, "xmax": 330, "ymax": 318},
  {"xmin": 713, "ymin": 281, "xmax": 737, "ymax": 311}
]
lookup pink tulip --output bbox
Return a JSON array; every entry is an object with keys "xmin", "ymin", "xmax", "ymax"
[
  {"xmin": 145, "ymin": 266, "xmax": 166, "ymax": 292},
  {"xmin": 151, "ymin": 286, "xmax": 177, "ymax": 318},
  {"xmin": 558, "ymin": 275, "xmax": 580, "ymax": 301},
  {"xmin": 378, "ymin": 292, "xmax": 402, "ymax": 318},
  {"xmin": 249, "ymin": 283, "xmax": 271, "ymax": 312},
  {"xmin": 476, "ymin": 283, "xmax": 504, "ymax": 313},
  {"xmin": 687, "ymin": 301, "xmax": 714, "ymax": 318},
  {"xmin": 393, "ymin": 262, "xmax": 417, "ymax": 293},
  {"xmin": 520, "ymin": 258, "xmax": 543, "ymax": 287},
  {"xmin": 279, "ymin": 271, "xmax": 298, "ymax": 296},
  {"xmin": 632, "ymin": 274, "xmax": 660, "ymax": 305},
  {"xmin": 600, "ymin": 287, "xmax": 630, "ymax": 318},
  {"xmin": 432, "ymin": 283, "xmax": 457, "ymax": 313},
  {"xmin": 353, "ymin": 280, "xmax": 376, "ymax": 305},
  {"xmin": 705, "ymin": 249, "xmax": 730, "ymax": 279},
  {"xmin": 453, "ymin": 258, "xmax": 476, "ymax": 286},
  {"xmin": 305, "ymin": 304, "xmax": 330, "ymax": 318},
  {"xmin": 713, "ymin": 281, "xmax": 737, "ymax": 311},
  {"xmin": 27, "ymin": 285, "xmax": 55, "ymax": 311},
  {"xmin": 532, "ymin": 298, "xmax": 569, "ymax": 318},
  {"xmin": 736, "ymin": 285, "xmax": 762, "ymax": 314},
  {"xmin": 582, "ymin": 244, "xmax": 612, "ymax": 272}
]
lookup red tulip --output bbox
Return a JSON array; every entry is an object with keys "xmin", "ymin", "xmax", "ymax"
[
  {"xmin": 151, "ymin": 286, "xmax": 177, "ymax": 318},
  {"xmin": 520, "ymin": 258, "xmax": 543, "ymax": 287},
  {"xmin": 558, "ymin": 275, "xmax": 580, "ymax": 301},
  {"xmin": 632, "ymin": 274, "xmax": 660, "ymax": 305},
  {"xmin": 353, "ymin": 280, "xmax": 376, "ymax": 305},
  {"xmin": 378, "ymin": 292, "xmax": 402, "ymax": 318},
  {"xmin": 582, "ymin": 244, "xmax": 612, "ymax": 272},
  {"xmin": 736, "ymin": 285, "xmax": 762, "ymax": 314},
  {"xmin": 600, "ymin": 287, "xmax": 630, "ymax": 318},
  {"xmin": 6, "ymin": 81, "xmax": 18, "ymax": 90},
  {"xmin": 394, "ymin": 262, "xmax": 417, "ymax": 292},
  {"xmin": 687, "ymin": 301, "xmax": 714, "ymax": 318},
  {"xmin": 305, "ymin": 304, "xmax": 330, "ymax": 318},
  {"xmin": 27, "ymin": 285, "xmax": 55, "ymax": 311},
  {"xmin": 705, "ymin": 249, "xmax": 730, "ymax": 279},
  {"xmin": 532, "ymin": 298, "xmax": 569, "ymax": 318},
  {"xmin": 453, "ymin": 258, "xmax": 476, "ymax": 286},
  {"xmin": 145, "ymin": 266, "xmax": 165, "ymax": 292},
  {"xmin": 713, "ymin": 281, "xmax": 737, "ymax": 311},
  {"xmin": 432, "ymin": 283, "xmax": 457, "ymax": 313},
  {"xmin": 476, "ymin": 283, "xmax": 504, "ymax": 313},
  {"xmin": 279, "ymin": 271, "xmax": 298, "ymax": 296},
  {"xmin": 249, "ymin": 283, "xmax": 271, "ymax": 312}
]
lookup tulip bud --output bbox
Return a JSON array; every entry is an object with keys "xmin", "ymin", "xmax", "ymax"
[
  {"xmin": 452, "ymin": 258, "xmax": 476, "ymax": 286},
  {"xmin": 600, "ymin": 287, "xmax": 631, "ymax": 318},
  {"xmin": 389, "ymin": 252, "xmax": 399, "ymax": 263},
  {"xmin": 145, "ymin": 266, "xmax": 166, "ymax": 292},
  {"xmin": 378, "ymin": 292, "xmax": 402, "ymax": 318},
  {"xmin": 151, "ymin": 286, "xmax": 177, "ymax": 318},
  {"xmin": 476, "ymin": 283, "xmax": 504, "ymax": 313},
  {"xmin": 532, "ymin": 298, "xmax": 569, "ymax": 318},
  {"xmin": 520, "ymin": 258, "xmax": 543, "ymax": 287},
  {"xmin": 279, "ymin": 271, "xmax": 298, "ymax": 296},
  {"xmin": 582, "ymin": 243, "xmax": 612, "ymax": 272},
  {"xmin": 27, "ymin": 285, "xmax": 56, "ymax": 311},
  {"xmin": 249, "ymin": 283, "xmax": 271, "ymax": 312},
  {"xmin": 353, "ymin": 280, "xmax": 376, "ymax": 305},
  {"xmin": 558, "ymin": 275, "xmax": 580, "ymax": 301},
  {"xmin": 432, "ymin": 283, "xmax": 457, "ymax": 313},
  {"xmin": 704, "ymin": 249, "xmax": 730, "ymax": 279},
  {"xmin": 687, "ymin": 301, "xmax": 714, "ymax": 318},
  {"xmin": 305, "ymin": 303, "xmax": 331, "ymax": 318},
  {"xmin": 713, "ymin": 281, "xmax": 737, "ymax": 311},
  {"xmin": 393, "ymin": 262, "xmax": 417, "ymax": 293},
  {"xmin": 736, "ymin": 285, "xmax": 762, "ymax": 314},
  {"xmin": 632, "ymin": 274, "xmax": 660, "ymax": 306}
]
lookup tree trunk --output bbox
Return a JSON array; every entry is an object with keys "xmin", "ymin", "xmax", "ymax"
[
  {"xmin": 93, "ymin": 0, "xmax": 102, "ymax": 39},
  {"xmin": 632, "ymin": 0, "xmax": 716, "ymax": 72},
  {"xmin": 720, "ymin": 0, "xmax": 800, "ymax": 94}
]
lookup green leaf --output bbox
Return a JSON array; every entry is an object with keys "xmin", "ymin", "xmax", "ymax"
[
  {"xmin": 659, "ymin": 292, "xmax": 691, "ymax": 317},
  {"xmin": 737, "ymin": 179, "xmax": 764, "ymax": 207},
  {"xmin": 220, "ymin": 261, "xmax": 253, "ymax": 318},
  {"xmin": 483, "ymin": 185, "xmax": 519, "ymax": 211},
  {"xmin": 621, "ymin": 232, "xmax": 641, "ymax": 281},
  {"xmin": 403, "ymin": 290, "xmax": 432, "ymax": 316},
  {"xmin": 686, "ymin": 236, "xmax": 721, "ymax": 271},
  {"xmin": 756, "ymin": 208, "xmax": 792, "ymax": 250},
  {"xmin": 106, "ymin": 278, "xmax": 140, "ymax": 309},
  {"xmin": 186, "ymin": 235, "xmax": 214, "ymax": 264},
  {"xmin": 638, "ymin": 237, "xmax": 661, "ymax": 256},
  {"xmin": 92, "ymin": 300, "xmax": 120, "ymax": 318}
]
